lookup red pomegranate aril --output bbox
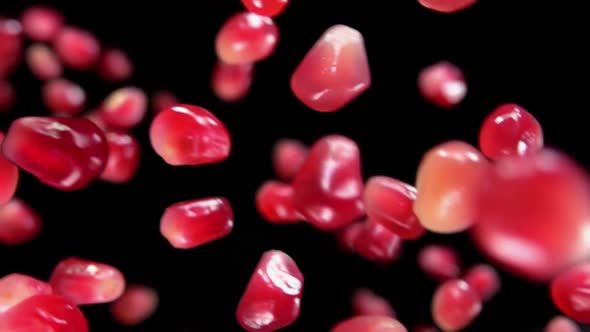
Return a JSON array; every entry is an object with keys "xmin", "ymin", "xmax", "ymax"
[
  {"xmin": 237, "ymin": 250, "xmax": 303, "ymax": 332},
  {"xmin": 42, "ymin": 78, "xmax": 86, "ymax": 115},
  {"xmin": 550, "ymin": 262, "xmax": 590, "ymax": 323},
  {"xmin": 54, "ymin": 27, "xmax": 100, "ymax": 70},
  {"xmin": 417, "ymin": 0, "xmax": 477, "ymax": 13},
  {"xmin": 26, "ymin": 44, "xmax": 62, "ymax": 80},
  {"xmin": 291, "ymin": 25, "xmax": 371, "ymax": 113},
  {"xmin": 256, "ymin": 181, "xmax": 300, "ymax": 224},
  {"xmin": 337, "ymin": 221, "xmax": 364, "ymax": 252},
  {"xmin": 293, "ymin": 135, "xmax": 365, "ymax": 230},
  {"xmin": 472, "ymin": 149, "xmax": 590, "ymax": 282},
  {"xmin": 110, "ymin": 285, "xmax": 158, "ymax": 326},
  {"xmin": 0, "ymin": 273, "xmax": 52, "ymax": 313},
  {"xmin": 215, "ymin": 12, "xmax": 279, "ymax": 64},
  {"xmin": 273, "ymin": 139, "xmax": 308, "ymax": 181},
  {"xmin": 212, "ymin": 61, "xmax": 254, "ymax": 102},
  {"xmin": 353, "ymin": 220, "xmax": 402, "ymax": 263},
  {"xmin": 365, "ymin": 176, "xmax": 424, "ymax": 239},
  {"xmin": 463, "ymin": 264, "xmax": 500, "ymax": 301},
  {"xmin": 479, "ymin": 103, "xmax": 543, "ymax": 160},
  {"xmin": 432, "ymin": 279, "xmax": 481, "ymax": 331},
  {"xmin": 0, "ymin": 18, "xmax": 22, "ymax": 77},
  {"xmin": 150, "ymin": 104, "xmax": 231, "ymax": 166},
  {"xmin": 332, "ymin": 316, "xmax": 407, "ymax": 332},
  {"xmin": 100, "ymin": 132, "xmax": 141, "ymax": 184},
  {"xmin": 352, "ymin": 288, "xmax": 396, "ymax": 318},
  {"xmin": 0, "ymin": 80, "xmax": 15, "ymax": 111},
  {"xmin": 20, "ymin": 6, "xmax": 64, "ymax": 42},
  {"xmin": 0, "ymin": 132, "xmax": 19, "ymax": 204},
  {"xmin": 241, "ymin": 0, "xmax": 290, "ymax": 17},
  {"xmin": 1, "ymin": 116, "xmax": 108, "ymax": 191},
  {"xmin": 545, "ymin": 316, "xmax": 581, "ymax": 332},
  {"xmin": 97, "ymin": 48, "xmax": 133, "ymax": 82},
  {"xmin": 100, "ymin": 87, "xmax": 147, "ymax": 129},
  {"xmin": 418, "ymin": 61, "xmax": 466, "ymax": 108},
  {"xmin": 418, "ymin": 245, "xmax": 461, "ymax": 281},
  {"xmin": 151, "ymin": 90, "xmax": 179, "ymax": 113},
  {"xmin": 0, "ymin": 199, "xmax": 41, "ymax": 245},
  {"xmin": 160, "ymin": 197, "xmax": 233, "ymax": 249}
]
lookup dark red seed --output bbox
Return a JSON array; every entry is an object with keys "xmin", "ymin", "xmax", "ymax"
[
  {"xmin": 418, "ymin": 61, "xmax": 466, "ymax": 108},
  {"xmin": 20, "ymin": 6, "xmax": 64, "ymax": 42},
  {"xmin": 0, "ymin": 273, "xmax": 52, "ymax": 313},
  {"xmin": 100, "ymin": 132, "xmax": 141, "ymax": 184},
  {"xmin": 417, "ymin": 0, "xmax": 477, "ymax": 13},
  {"xmin": 110, "ymin": 285, "xmax": 159, "ymax": 326},
  {"xmin": 241, "ymin": 0, "xmax": 290, "ymax": 17},
  {"xmin": 272, "ymin": 139, "xmax": 308, "ymax": 181},
  {"xmin": 256, "ymin": 181, "xmax": 300, "ymax": 224},
  {"xmin": 54, "ymin": 27, "xmax": 101, "ymax": 70},
  {"xmin": 352, "ymin": 288, "xmax": 396, "ymax": 318},
  {"xmin": 353, "ymin": 220, "xmax": 402, "ymax": 263},
  {"xmin": 42, "ymin": 78, "xmax": 86, "ymax": 115},
  {"xmin": 0, "ymin": 80, "xmax": 15, "ymax": 111},
  {"xmin": 332, "ymin": 316, "xmax": 407, "ymax": 332},
  {"xmin": 0, "ymin": 131, "xmax": 19, "ymax": 204},
  {"xmin": 432, "ymin": 279, "xmax": 481, "ymax": 331},
  {"xmin": 26, "ymin": 44, "xmax": 62, "ymax": 80},
  {"xmin": 551, "ymin": 262, "xmax": 590, "ymax": 323},
  {"xmin": 418, "ymin": 244, "xmax": 461, "ymax": 281},
  {"xmin": 100, "ymin": 87, "xmax": 147, "ymax": 129},
  {"xmin": 0, "ymin": 18, "xmax": 23, "ymax": 77},
  {"xmin": 0, "ymin": 199, "xmax": 41, "ymax": 245},
  {"xmin": 463, "ymin": 264, "xmax": 500, "ymax": 301},
  {"xmin": 212, "ymin": 61, "xmax": 254, "ymax": 102},
  {"xmin": 97, "ymin": 48, "xmax": 134, "ymax": 82},
  {"xmin": 336, "ymin": 221, "xmax": 364, "ymax": 252}
]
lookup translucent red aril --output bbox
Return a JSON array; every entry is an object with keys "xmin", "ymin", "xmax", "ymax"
[
  {"xmin": 97, "ymin": 48, "xmax": 133, "ymax": 82},
  {"xmin": 160, "ymin": 197, "xmax": 234, "ymax": 249},
  {"xmin": 241, "ymin": 0, "xmax": 290, "ymax": 17},
  {"xmin": 49, "ymin": 257, "xmax": 125, "ymax": 305},
  {"xmin": 256, "ymin": 181, "xmax": 300, "ymax": 224},
  {"xmin": 0, "ymin": 80, "xmax": 15, "ymax": 111},
  {"xmin": 479, "ymin": 103, "xmax": 543, "ymax": 159},
  {"xmin": 352, "ymin": 220, "xmax": 402, "ymax": 263},
  {"xmin": 418, "ymin": 61, "xmax": 466, "ymax": 108},
  {"xmin": 417, "ymin": 0, "xmax": 477, "ymax": 13},
  {"xmin": 352, "ymin": 288, "xmax": 396, "ymax": 318},
  {"xmin": 0, "ymin": 199, "xmax": 42, "ymax": 245},
  {"xmin": 54, "ymin": 27, "xmax": 100, "ymax": 70},
  {"xmin": 26, "ymin": 44, "xmax": 62, "ymax": 80},
  {"xmin": 472, "ymin": 149, "xmax": 590, "ymax": 281},
  {"xmin": 215, "ymin": 12, "xmax": 279, "ymax": 64},
  {"xmin": 100, "ymin": 87, "xmax": 147, "ymax": 129},
  {"xmin": 418, "ymin": 245, "xmax": 461, "ymax": 281},
  {"xmin": 365, "ymin": 176, "xmax": 424, "ymax": 239},
  {"xmin": 236, "ymin": 250, "xmax": 303, "ymax": 332},
  {"xmin": 42, "ymin": 78, "xmax": 86, "ymax": 115},
  {"xmin": 151, "ymin": 90, "xmax": 179, "ymax": 113},
  {"xmin": 212, "ymin": 61, "xmax": 254, "ymax": 102},
  {"xmin": 432, "ymin": 279, "xmax": 481, "ymax": 331},
  {"xmin": 100, "ymin": 132, "xmax": 141, "ymax": 184},
  {"xmin": 545, "ymin": 316, "xmax": 581, "ymax": 332},
  {"xmin": 273, "ymin": 139, "xmax": 308, "ymax": 181},
  {"xmin": 0, "ymin": 273, "xmax": 52, "ymax": 313},
  {"xmin": 20, "ymin": 6, "xmax": 64, "ymax": 42},
  {"xmin": 550, "ymin": 262, "xmax": 590, "ymax": 323},
  {"xmin": 0, "ymin": 18, "xmax": 22, "ymax": 77},
  {"xmin": 414, "ymin": 141, "xmax": 490, "ymax": 233},
  {"xmin": 463, "ymin": 264, "xmax": 500, "ymax": 301},
  {"xmin": 293, "ymin": 135, "xmax": 364, "ymax": 230},
  {"xmin": 337, "ymin": 222, "xmax": 364, "ymax": 252},
  {"xmin": 291, "ymin": 25, "xmax": 371, "ymax": 113},
  {"xmin": 1, "ymin": 117, "xmax": 108, "ymax": 191},
  {"xmin": 331, "ymin": 316, "xmax": 407, "ymax": 332},
  {"xmin": 150, "ymin": 104, "xmax": 231, "ymax": 166},
  {"xmin": 110, "ymin": 285, "xmax": 159, "ymax": 326},
  {"xmin": 0, "ymin": 132, "xmax": 19, "ymax": 204}
]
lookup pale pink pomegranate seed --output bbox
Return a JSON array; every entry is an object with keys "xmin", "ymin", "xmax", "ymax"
[
  {"xmin": 26, "ymin": 44, "xmax": 62, "ymax": 80},
  {"xmin": 110, "ymin": 285, "xmax": 158, "ymax": 326},
  {"xmin": 479, "ymin": 103, "xmax": 543, "ymax": 160},
  {"xmin": 414, "ymin": 141, "xmax": 490, "ymax": 233},
  {"xmin": 332, "ymin": 316, "xmax": 407, "ymax": 332},
  {"xmin": 212, "ymin": 61, "xmax": 254, "ymax": 102},
  {"xmin": 236, "ymin": 250, "xmax": 303, "ymax": 332},
  {"xmin": 0, "ymin": 131, "xmax": 19, "ymax": 204},
  {"xmin": 160, "ymin": 197, "xmax": 234, "ymax": 249},
  {"xmin": 241, "ymin": 0, "xmax": 290, "ymax": 17},
  {"xmin": 42, "ymin": 78, "xmax": 86, "ymax": 115},
  {"xmin": 54, "ymin": 27, "xmax": 100, "ymax": 70},
  {"xmin": 293, "ymin": 135, "xmax": 365, "ymax": 230},
  {"xmin": 417, "ymin": 0, "xmax": 477, "ymax": 13},
  {"xmin": 418, "ymin": 245, "xmax": 461, "ymax": 281},
  {"xmin": 256, "ymin": 181, "xmax": 300, "ymax": 224},
  {"xmin": 0, "ymin": 80, "xmax": 15, "ymax": 111},
  {"xmin": 418, "ymin": 61, "xmax": 466, "ymax": 108},
  {"xmin": 432, "ymin": 279, "xmax": 481, "ymax": 331},
  {"xmin": 337, "ymin": 221, "xmax": 364, "ymax": 252},
  {"xmin": 352, "ymin": 220, "xmax": 402, "ymax": 263},
  {"xmin": 365, "ymin": 176, "xmax": 424, "ymax": 239},
  {"xmin": 0, "ymin": 18, "xmax": 22, "ymax": 77},
  {"xmin": 99, "ymin": 87, "xmax": 147, "ymax": 129},
  {"xmin": 291, "ymin": 25, "xmax": 371, "ymax": 113},
  {"xmin": 97, "ymin": 48, "xmax": 133, "ymax": 82},
  {"xmin": 20, "ymin": 6, "xmax": 64, "ymax": 42},
  {"xmin": 463, "ymin": 264, "xmax": 500, "ymax": 301},
  {"xmin": 472, "ymin": 149, "xmax": 590, "ymax": 281},
  {"xmin": 413, "ymin": 324, "xmax": 439, "ymax": 332},
  {"xmin": 151, "ymin": 90, "xmax": 179, "ymax": 113},
  {"xmin": 1, "ymin": 117, "xmax": 108, "ymax": 191},
  {"xmin": 215, "ymin": 12, "xmax": 279, "ymax": 64},
  {"xmin": 99, "ymin": 132, "xmax": 141, "ymax": 184},
  {"xmin": 272, "ymin": 139, "xmax": 308, "ymax": 181},
  {"xmin": 545, "ymin": 316, "xmax": 581, "ymax": 332},
  {"xmin": 0, "ymin": 199, "xmax": 41, "ymax": 245},
  {"xmin": 0, "ymin": 273, "xmax": 52, "ymax": 313},
  {"xmin": 150, "ymin": 104, "xmax": 231, "ymax": 166},
  {"xmin": 352, "ymin": 288, "xmax": 396, "ymax": 318},
  {"xmin": 49, "ymin": 257, "xmax": 125, "ymax": 305},
  {"xmin": 550, "ymin": 262, "xmax": 590, "ymax": 323}
]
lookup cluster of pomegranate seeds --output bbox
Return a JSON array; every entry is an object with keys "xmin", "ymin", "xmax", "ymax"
[
  {"xmin": 418, "ymin": 61, "xmax": 467, "ymax": 108},
  {"xmin": 332, "ymin": 316, "xmax": 407, "ymax": 332},
  {"xmin": 110, "ymin": 285, "xmax": 159, "ymax": 325},
  {"xmin": 417, "ymin": 0, "xmax": 477, "ymax": 13},
  {"xmin": 26, "ymin": 43, "xmax": 62, "ymax": 80},
  {"xmin": 99, "ymin": 131, "xmax": 141, "ymax": 183},
  {"xmin": 42, "ymin": 78, "xmax": 86, "ymax": 115},
  {"xmin": 0, "ymin": 198, "xmax": 41, "ymax": 245},
  {"xmin": 352, "ymin": 288, "xmax": 396, "ymax": 318},
  {"xmin": 418, "ymin": 245, "xmax": 461, "ymax": 281},
  {"xmin": 54, "ymin": 27, "xmax": 100, "ymax": 70},
  {"xmin": 431, "ymin": 279, "xmax": 482, "ymax": 331}
]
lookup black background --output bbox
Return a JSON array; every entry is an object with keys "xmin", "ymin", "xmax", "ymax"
[{"xmin": 1, "ymin": 0, "xmax": 589, "ymax": 331}]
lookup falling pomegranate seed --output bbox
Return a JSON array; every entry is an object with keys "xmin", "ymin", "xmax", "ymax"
[
  {"xmin": 414, "ymin": 141, "xmax": 490, "ymax": 233},
  {"xmin": 331, "ymin": 316, "xmax": 407, "ymax": 332},
  {"xmin": 432, "ymin": 279, "xmax": 481, "ymax": 331},
  {"xmin": 0, "ymin": 80, "xmax": 15, "ymax": 111},
  {"xmin": 463, "ymin": 264, "xmax": 500, "ymax": 301},
  {"xmin": 0, "ymin": 199, "xmax": 41, "ymax": 245},
  {"xmin": 0, "ymin": 18, "xmax": 23, "ymax": 77},
  {"xmin": 0, "ymin": 132, "xmax": 19, "ymax": 204},
  {"xmin": 20, "ymin": 6, "xmax": 64, "ymax": 42},
  {"xmin": 215, "ymin": 12, "xmax": 279, "ymax": 64},
  {"xmin": 256, "ymin": 181, "xmax": 300, "ymax": 224},
  {"xmin": 54, "ymin": 27, "xmax": 101, "ymax": 70},
  {"xmin": 550, "ymin": 262, "xmax": 590, "ymax": 323},
  {"xmin": 337, "ymin": 221, "xmax": 364, "ymax": 252},
  {"xmin": 471, "ymin": 149, "xmax": 590, "ymax": 281},
  {"xmin": 0, "ymin": 273, "xmax": 52, "ymax": 313},
  {"xmin": 1, "ymin": 116, "xmax": 108, "ymax": 191},
  {"xmin": 42, "ymin": 78, "xmax": 86, "ymax": 115},
  {"xmin": 100, "ymin": 131, "xmax": 141, "ymax": 184},
  {"xmin": 352, "ymin": 288, "xmax": 396, "ymax": 318},
  {"xmin": 236, "ymin": 250, "xmax": 304, "ymax": 332},
  {"xmin": 97, "ymin": 48, "xmax": 134, "ymax": 82},
  {"xmin": 160, "ymin": 197, "xmax": 234, "ymax": 249},
  {"xmin": 364, "ymin": 176, "xmax": 424, "ymax": 239},
  {"xmin": 291, "ymin": 25, "xmax": 371, "ymax": 113},
  {"xmin": 99, "ymin": 87, "xmax": 147, "ymax": 129},
  {"xmin": 150, "ymin": 104, "xmax": 231, "ymax": 166},
  {"xmin": 26, "ymin": 44, "xmax": 62, "ymax": 80},
  {"xmin": 212, "ymin": 61, "xmax": 254, "ymax": 102},
  {"xmin": 545, "ymin": 316, "xmax": 581, "ymax": 332},
  {"xmin": 479, "ymin": 103, "xmax": 543, "ymax": 160},
  {"xmin": 417, "ymin": 0, "xmax": 477, "ymax": 13},
  {"xmin": 241, "ymin": 0, "xmax": 290, "ymax": 17},
  {"xmin": 151, "ymin": 90, "xmax": 179, "ymax": 113},
  {"xmin": 418, "ymin": 61, "xmax": 466, "ymax": 108},
  {"xmin": 272, "ymin": 139, "xmax": 308, "ymax": 181},
  {"xmin": 110, "ymin": 285, "xmax": 159, "ymax": 326},
  {"xmin": 413, "ymin": 324, "xmax": 440, "ymax": 332},
  {"xmin": 85, "ymin": 109, "xmax": 110, "ymax": 131},
  {"xmin": 352, "ymin": 220, "xmax": 403, "ymax": 263},
  {"xmin": 418, "ymin": 244, "xmax": 461, "ymax": 281}
]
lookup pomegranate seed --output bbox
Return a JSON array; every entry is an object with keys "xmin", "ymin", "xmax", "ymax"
[
  {"xmin": 215, "ymin": 12, "xmax": 279, "ymax": 64},
  {"xmin": 26, "ymin": 44, "xmax": 62, "ymax": 80},
  {"xmin": 212, "ymin": 61, "xmax": 254, "ymax": 102},
  {"xmin": 0, "ymin": 132, "xmax": 19, "ymax": 204},
  {"xmin": 160, "ymin": 197, "xmax": 234, "ymax": 249},
  {"xmin": 414, "ymin": 141, "xmax": 490, "ymax": 233},
  {"xmin": 550, "ymin": 262, "xmax": 590, "ymax": 323},
  {"xmin": 471, "ymin": 149, "xmax": 590, "ymax": 281},
  {"xmin": 352, "ymin": 220, "xmax": 402, "ymax": 263},
  {"xmin": 256, "ymin": 181, "xmax": 300, "ymax": 224},
  {"xmin": 110, "ymin": 285, "xmax": 158, "ymax": 326},
  {"xmin": 337, "ymin": 221, "xmax": 364, "ymax": 252},
  {"xmin": 291, "ymin": 25, "xmax": 371, "ymax": 113},
  {"xmin": 49, "ymin": 257, "xmax": 125, "ymax": 305},
  {"xmin": 0, "ymin": 273, "xmax": 52, "ymax": 313},
  {"xmin": 54, "ymin": 27, "xmax": 100, "ymax": 70},
  {"xmin": 0, "ymin": 18, "xmax": 22, "ymax": 77},
  {"xmin": 42, "ymin": 78, "xmax": 86, "ymax": 115},
  {"xmin": 463, "ymin": 264, "xmax": 500, "ymax": 301},
  {"xmin": 241, "ymin": 0, "xmax": 290, "ymax": 17},
  {"xmin": 99, "ymin": 87, "xmax": 147, "ymax": 129},
  {"xmin": 0, "ymin": 199, "xmax": 41, "ymax": 245},
  {"xmin": 418, "ymin": 244, "xmax": 461, "ymax": 281},
  {"xmin": 431, "ymin": 279, "xmax": 481, "ymax": 331},
  {"xmin": 352, "ymin": 288, "xmax": 396, "ymax": 318},
  {"xmin": 149, "ymin": 104, "xmax": 231, "ymax": 166},
  {"xmin": 85, "ymin": 110, "xmax": 110, "ymax": 131},
  {"xmin": 331, "ymin": 316, "xmax": 407, "ymax": 332},
  {"xmin": 413, "ymin": 324, "xmax": 439, "ymax": 332},
  {"xmin": 272, "ymin": 139, "xmax": 308, "ymax": 181},
  {"xmin": 479, "ymin": 103, "xmax": 543, "ymax": 160},
  {"xmin": 97, "ymin": 48, "xmax": 133, "ymax": 82},
  {"xmin": 236, "ymin": 250, "xmax": 303, "ymax": 332},
  {"xmin": 20, "ymin": 6, "xmax": 64, "ymax": 42},
  {"xmin": 100, "ymin": 131, "xmax": 141, "ymax": 184},
  {"xmin": 151, "ymin": 90, "xmax": 179, "ymax": 113},
  {"xmin": 0, "ymin": 80, "xmax": 15, "ymax": 111},
  {"xmin": 418, "ymin": 61, "xmax": 466, "ymax": 108},
  {"xmin": 293, "ymin": 135, "xmax": 364, "ymax": 230},
  {"xmin": 545, "ymin": 316, "xmax": 581, "ymax": 332},
  {"xmin": 1, "ymin": 116, "xmax": 108, "ymax": 191},
  {"xmin": 417, "ymin": 0, "xmax": 477, "ymax": 13},
  {"xmin": 364, "ymin": 176, "xmax": 424, "ymax": 239}
]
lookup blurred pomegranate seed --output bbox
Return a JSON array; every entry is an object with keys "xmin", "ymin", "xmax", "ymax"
[
  {"xmin": 0, "ymin": 132, "xmax": 19, "ymax": 204},
  {"xmin": 237, "ymin": 250, "xmax": 303, "ymax": 332},
  {"xmin": 256, "ymin": 181, "xmax": 300, "ymax": 224},
  {"xmin": 337, "ymin": 221, "xmax": 364, "ymax": 252},
  {"xmin": 0, "ymin": 199, "xmax": 41, "ymax": 245},
  {"xmin": 545, "ymin": 316, "xmax": 581, "ymax": 332},
  {"xmin": 151, "ymin": 90, "xmax": 179, "ymax": 113},
  {"xmin": 291, "ymin": 25, "xmax": 371, "ymax": 113},
  {"xmin": 212, "ymin": 61, "xmax": 254, "ymax": 102},
  {"xmin": 100, "ymin": 131, "xmax": 141, "ymax": 184},
  {"xmin": 418, "ymin": 61, "xmax": 466, "ymax": 108},
  {"xmin": 150, "ymin": 104, "xmax": 231, "ymax": 166},
  {"xmin": 352, "ymin": 220, "xmax": 402, "ymax": 263},
  {"xmin": 26, "ymin": 44, "xmax": 62, "ymax": 80},
  {"xmin": 54, "ymin": 27, "xmax": 100, "ymax": 70},
  {"xmin": 0, "ymin": 273, "xmax": 52, "ymax": 313},
  {"xmin": 97, "ymin": 48, "xmax": 133, "ymax": 82},
  {"xmin": 1, "ymin": 117, "xmax": 108, "ymax": 191},
  {"xmin": 272, "ymin": 139, "xmax": 308, "ymax": 181},
  {"xmin": 352, "ymin": 288, "xmax": 396, "ymax": 317},
  {"xmin": 0, "ymin": 18, "xmax": 23, "ymax": 77},
  {"xmin": 20, "ymin": 6, "xmax": 64, "ymax": 42},
  {"xmin": 0, "ymin": 80, "xmax": 15, "ymax": 111},
  {"xmin": 431, "ymin": 279, "xmax": 481, "ymax": 331},
  {"xmin": 551, "ymin": 262, "xmax": 590, "ymax": 323},
  {"xmin": 215, "ymin": 12, "xmax": 279, "ymax": 64},
  {"xmin": 417, "ymin": 0, "xmax": 477, "ymax": 13},
  {"xmin": 418, "ymin": 244, "xmax": 461, "ymax": 281},
  {"xmin": 42, "ymin": 78, "xmax": 86, "ymax": 115},
  {"xmin": 332, "ymin": 316, "xmax": 407, "ymax": 332},
  {"xmin": 99, "ymin": 86, "xmax": 147, "ymax": 129},
  {"xmin": 160, "ymin": 197, "xmax": 234, "ymax": 249},
  {"xmin": 110, "ymin": 285, "xmax": 159, "ymax": 326},
  {"xmin": 241, "ymin": 0, "xmax": 290, "ymax": 17},
  {"xmin": 463, "ymin": 264, "xmax": 500, "ymax": 301}
]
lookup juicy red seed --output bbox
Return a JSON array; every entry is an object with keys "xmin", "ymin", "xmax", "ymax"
[
  {"xmin": 0, "ymin": 199, "xmax": 41, "ymax": 245},
  {"xmin": 417, "ymin": 0, "xmax": 477, "ymax": 13},
  {"xmin": 331, "ymin": 316, "xmax": 407, "ymax": 332},
  {"xmin": 432, "ymin": 279, "xmax": 481, "ymax": 331},
  {"xmin": 418, "ymin": 244, "xmax": 461, "ymax": 281},
  {"xmin": 151, "ymin": 90, "xmax": 179, "ymax": 113},
  {"xmin": 100, "ymin": 87, "xmax": 147, "ymax": 129},
  {"xmin": 412, "ymin": 324, "xmax": 439, "ymax": 332},
  {"xmin": 337, "ymin": 221, "xmax": 364, "ymax": 252},
  {"xmin": 54, "ymin": 27, "xmax": 101, "ymax": 70},
  {"xmin": 241, "ymin": 0, "xmax": 290, "ymax": 17},
  {"xmin": 352, "ymin": 220, "xmax": 403, "ymax": 263},
  {"xmin": 20, "ymin": 6, "xmax": 64, "ymax": 42},
  {"xmin": 545, "ymin": 316, "xmax": 581, "ymax": 332},
  {"xmin": 49, "ymin": 257, "xmax": 126, "ymax": 305},
  {"xmin": 0, "ymin": 80, "xmax": 15, "ymax": 111},
  {"xmin": 160, "ymin": 197, "xmax": 234, "ymax": 249},
  {"xmin": 352, "ymin": 288, "xmax": 396, "ymax": 318},
  {"xmin": 418, "ymin": 61, "xmax": 466, "ymax": 108},
  {"xmin": 463, "ymin": 264, "xmax": 500, "ymax": 301},
  {"xmin": 42, "ymin": 78, "xmax": 86, "ymax": 115},
  {"xmin": 479, "ymin": 103, "xmax": 543, "ymax": 160},
  {"xmin": 472, "ymin": 149, "xmax": 590, "ymax": 281},
  {"xmin": 110, "ymin": 285, "xmax": 159, "ymax": 326},
  {"xmin": 1, "ymin": 116, "xmax": 108, "ymax": 191},
  {"xmin": 0, "ymin": 273, "xmax": 52, "ymax": 313},
  {"xmin": 212, "ymin": 61, "xmax": 254, "ymax": 102},
  {"xmin": 550, "ymin": 262, "xmax": 590, "ymax": 323},
  {"xmin": 215, "ymin": 12, "xmax": 279, "ymax": 64},
  {"xmin": 364, "ymin": 176, "xmax": 424, "ymax": 239},
  {"xmin": 0, "ymin": 18, "xmax": 23, "ymax": 78},
  {"xmin": 150, "ymin": 104, "xmax": 231, "ymax": 166},
  {"xmin": 100, "ymin": 132, "xmax": 141, "ymax": 184},
  {"xmin": 293, "ymin": 135, "xmax": 365, "ymax": 230},
  {"xmin": 0, "ymin": 132, "xmax": 19, "ymax": 204},
  {"xmin": 291, "ymin": 25, "xmax": 371, "ymax": 113},
  {"xmin": 97, "ymin": 48, "xmax": 134, "ymax": 82},
  {"xmin": 236, "ymin": 250, "xmax": 304, "ymax": 332},
  {"xmin": 272, "ymin": 139, "xmax": 308, "ymax": 181},
  {"xmin": 26, "ymin": 44, "xmax": 63, "ymax": 80},
  {"xmin": 256, "ymin": 181, "xmax": 300, "ymax": 224}
]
